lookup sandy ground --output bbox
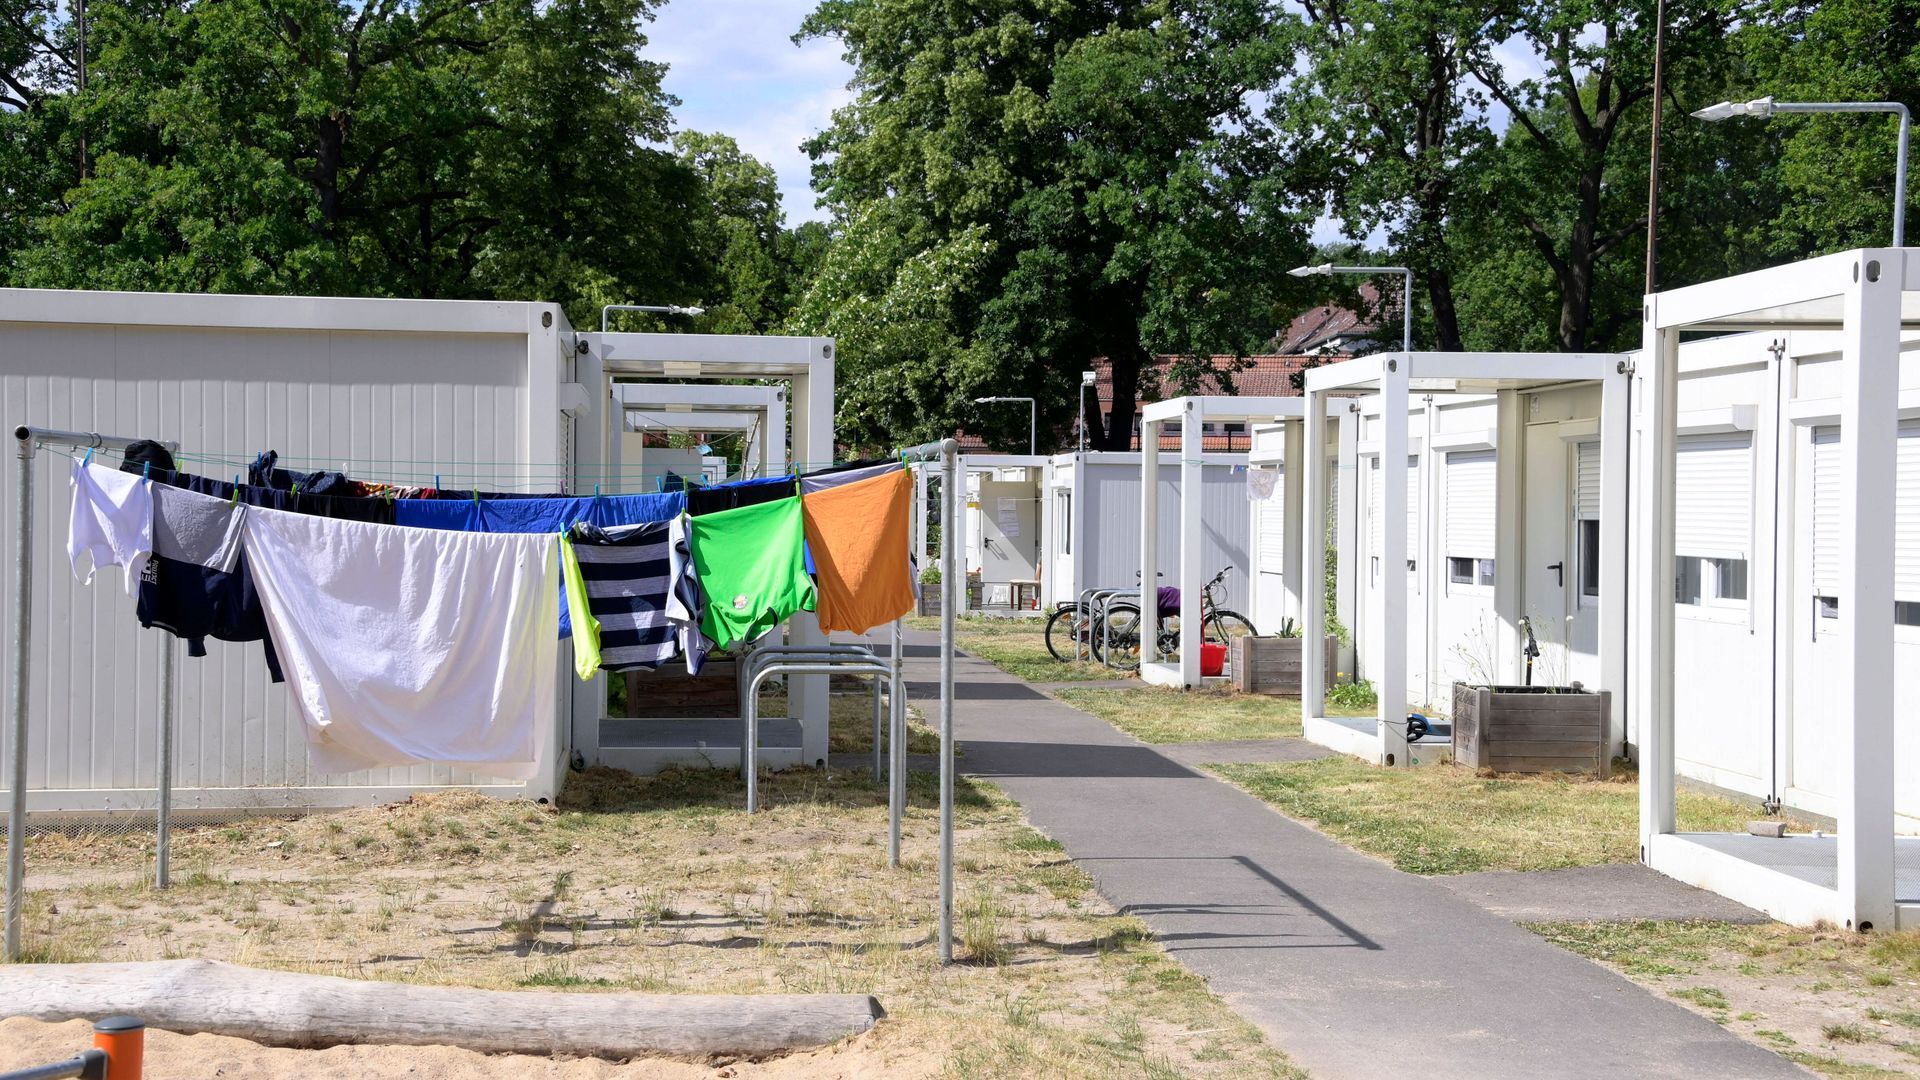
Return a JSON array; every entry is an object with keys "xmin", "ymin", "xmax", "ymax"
[{"xmin": 0, "ymin": 1017, "xmax": 938, "ymax": 1078}]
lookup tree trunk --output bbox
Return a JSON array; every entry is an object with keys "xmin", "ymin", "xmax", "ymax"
[
  {"xmin": 1425, "ymin": 266, "xmax": 1462, "ymax": 351},
  {"xmin": 1557, "ymin": 159, "xmax": 1606, "ymax": 351},
  {"xmin": 1, "ymin": 959, "xmax": 884, "ymax": 1060},
  {"xmin": 314, "ymin": 116, "xmax": 345, "ymax": 235},
  {"xmin": 1100, "ymin": 344, "xmax": 1145, "ymax": 451}
]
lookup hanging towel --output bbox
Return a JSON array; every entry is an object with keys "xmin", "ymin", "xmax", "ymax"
[
  {"xmin": 560, "ymin": 520, "xmax": 710, "ymax": 677},
  {"xmin": 802, "ymin": 468, "xmax": 916, "ymax": 634},
  {"xmin": 69, "ymin": 460, "xmax": 153, "ymax": 593},
  {"xmin": 393, "ymin": 491, "xmax": 684, "ymax": 534},
  {"xmin": 1246, "ymin": 466, "xmax": 1279, "ymax": 501},
  {"xmin": 799, "ymin": 459, "xmax": 901, "ymax": 495},
  {"xmin": 241, "ymin": 506, "xmax": 558, "ymax": 778},
  {"xmin": 685, "ymin": 495, "xmax": 816, "ymax": 650}
]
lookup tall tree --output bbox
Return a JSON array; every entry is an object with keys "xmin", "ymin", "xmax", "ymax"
[
  {"xmin": 793, "ymin": 0, "xmax": 1312, "ymax": 453},
  {"xmin": 1281, "ymin": 0, "xmax": 1500, "ymax": 350},
  {"xmin": 5, "ymin": 0, "xmax": 708, "ymax": 329}
]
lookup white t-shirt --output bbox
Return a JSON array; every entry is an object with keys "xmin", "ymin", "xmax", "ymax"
[{"xmin": 68, "ymin": 460, "xmax": 153, "ymax": 594}]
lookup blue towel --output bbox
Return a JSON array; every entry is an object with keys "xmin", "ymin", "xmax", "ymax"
[{"xmin": 395, "ymin": 491, "xmax": 687, "ymax": 636}]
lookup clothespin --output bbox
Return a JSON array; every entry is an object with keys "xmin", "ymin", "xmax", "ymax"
[
  {"xmin": 82, "ymin": 448, "xmax": 93, "ymax": 467},
  {"xmin": 472, "ymin": 488, "xmax": 480, "ymax": 509},
  {"xmin": 434, "ymin": 474, "xmax": 441, "ymax": 493},
  {"xmin": 594, "ymin": 484, "xmax": 601, "ymax": 498},
  {"xmin": 291, "ymin": 481, "xmax": 300, "ymax": 496},
  {"xmin": 143, "ymin": 461, "xmax": 151, "ymax": 479},
  {"xmin": 229, "ymin": 474, "xmax": 241, "ymax": 506}
]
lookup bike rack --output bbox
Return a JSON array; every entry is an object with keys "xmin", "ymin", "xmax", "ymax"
[
  {"xmin": 1092, "ymin": 588, "xmax": 1142, "ymax": 668},
  {"xmin": 738, "ymin": 644, "xmax": 905, "ymax": 864}
]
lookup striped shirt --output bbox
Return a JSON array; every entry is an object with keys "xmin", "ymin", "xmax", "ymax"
[{"xmin": 567, "ymin": 520, "xmax": 710, "ymax": 673}]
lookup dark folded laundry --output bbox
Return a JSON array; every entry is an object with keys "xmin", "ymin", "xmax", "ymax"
[
  {"xmin": 118, "ymin": 440, "xmax": 177, "ymax": 476},
  {"xmin": 248, "ymin": 449, "xmax": 355, "ymax": 496},
  {"xmin": 684, "ymin": 475, "xmax": 796, "ymax": 516}
]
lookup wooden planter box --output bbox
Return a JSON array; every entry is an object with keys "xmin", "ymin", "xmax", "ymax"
[
  {"xmin": 917, "ymin": 589, "xmax": 942, "ymax": 617},
  {"xmin": 1450, "ymin": 683, "xmax": 1610, "ymax": 777},
  {"xmin": 1230, "ymin": 636, "xmax": 1339, "ymax": 696}
]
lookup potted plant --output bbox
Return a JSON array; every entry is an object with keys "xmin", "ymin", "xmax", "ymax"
[
  {"xmin": 916, "ymin": 565, "xmax": 942, "ymax": 617},
  {"xmin": 1448, "ymin": 617, "xmax": 1609, "ymax": 777},
  {"xmin": 1231, "ymin": 618, "xmax": 1340, "ymax": 696}
]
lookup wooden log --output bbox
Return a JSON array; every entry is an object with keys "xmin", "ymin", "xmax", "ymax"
[{"xmin": 0, "ymin": 959, "xmax": 884, "ymax": 1060}]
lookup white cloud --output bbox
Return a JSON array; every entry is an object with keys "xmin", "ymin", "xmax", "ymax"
[{"xmin": 647, "ymin": 0, "xmax": 853, "ymax": 224}]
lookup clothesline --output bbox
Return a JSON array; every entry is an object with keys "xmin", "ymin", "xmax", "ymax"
[{"xmin": 66, "ymin": 449, "xmax": 920, "ymax": 781}]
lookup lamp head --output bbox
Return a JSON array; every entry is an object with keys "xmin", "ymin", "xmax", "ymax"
[
  {"xmin": 1690, "ymin": 96, "xmax": 1774, "ymax": 121},
  {"xmin": 673, "ymin": 305, "xmax": 706, "ymax": 316},
  {"xmin": 1288, "ymin": 263, "xmax": 1334, "ymax": 278},
  {"xmin": 1082, "ymin": 370, "xmax": 1098, "ymax": 386}
]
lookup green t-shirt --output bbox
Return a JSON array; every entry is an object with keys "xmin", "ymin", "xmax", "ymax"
[{"xmin": 686, "ymin": 495, "xmax": 817, "ymax": 649}]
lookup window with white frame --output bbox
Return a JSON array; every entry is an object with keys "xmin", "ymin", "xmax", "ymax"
[
  {"xmin": 1574, "ymin": 441, "xmax": 1601, "ymax": 601},
  {"xmin": 1054, "ymin": 489, "xmax": 1071, "ymax": 555},
  {"xmin": 1674, "ymin": 433, "xmax": 1753, "ymax": 609},
  {"xmin": 1445, "ymin": 449, "xmax": 1495, "ymax": 593}
]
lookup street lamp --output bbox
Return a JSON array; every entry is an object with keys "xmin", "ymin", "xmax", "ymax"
[
  {"xmin": 599, "ymin": 303, "xmax": 707, "ymax": 331},
  {"xmin": 1078, "ymin": 370, "xmax": 1097, "ymax": 454},
  {"xmin": 1690, "ymin": 96, "xmax": 1910, "ymax": 248},
  {"xmin": 974, "ymin": 396, "xmax": 1036, "ymax": 456},
  {"xmin": 1288, "ymin": 263, "xmax": 1415, "ymax": 354}
]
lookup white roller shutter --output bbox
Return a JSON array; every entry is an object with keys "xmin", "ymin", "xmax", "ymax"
[
  {"xmin": 1258, "ymin": 467, "xmax": 1286, "ymax": 573},
  {"xmin": 1812, "ymin": 427, "xmax": 1840, "ymax": 597},
  {"xmin": 1900, "ymin": 420, "xmax": 1920, "ymax": 601},
  {"xmin": 1446, "ymin": 449, "xmax": 1496, "ymax": 560},
  {"xmin": 1575, "ymin": 441, "xmax": 1601, "ymax": 521},
  {"xmin": 1675, "ymin": 434, "xmax": 1752, "ymax": 560}
]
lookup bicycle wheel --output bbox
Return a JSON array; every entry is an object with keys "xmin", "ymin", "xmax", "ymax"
[
  {"xmin": 1044, "ymin": 604, "xmax": 1088, "ymax": 662},
  {"xmin": 1097, "ymin": 602, "xmax": 1145, "ymax": 671},
  {"xmin": 1206, "ymin": 610, "xmax": 1258, "ymax": 646}
]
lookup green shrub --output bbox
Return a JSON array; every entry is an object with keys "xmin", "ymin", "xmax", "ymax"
[{"xmin": 1326, "ymin": 678, "xmax": 1377, "ymax": 710}]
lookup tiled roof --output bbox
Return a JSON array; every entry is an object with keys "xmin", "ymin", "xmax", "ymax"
[{"xmin": 1274, "ymin": 282, "xmax": 1385, "ymax": 355}]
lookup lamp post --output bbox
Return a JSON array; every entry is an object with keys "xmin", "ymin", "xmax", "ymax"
[
  {"xmin": 1690, "ymin": 96, "xmax": 1910, "ymax": 248},
  {"xmin": 599, "ymin": 303, "xmax": 706, "ymax": 332},
  {"xmin": 973, "ymin": 396, "xmax": 1036, "ymax": 456},
  {"xmin": 1288, "ymin": 263, "xmax": 1415, "ymax": 354},
  {"xmin": 1078, "ymin": 370, "xmax": 1097, "ymax": 453}
]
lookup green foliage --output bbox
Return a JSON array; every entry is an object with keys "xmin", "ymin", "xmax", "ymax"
[
  {"xmin": 1324, "ymin": 679, "xmax": 1377, "ymax": 711},
  {"xmin": 792, "ymin": 0, "xmax": 1316, "ymax": 455}
]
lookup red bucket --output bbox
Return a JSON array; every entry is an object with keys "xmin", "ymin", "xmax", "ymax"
[{"xmin": 1199, "ymin": 642, "xmax": 1227, "ymax": 677}]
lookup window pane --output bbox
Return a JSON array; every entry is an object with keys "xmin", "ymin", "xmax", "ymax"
[
  {"xmin": 1675, "ymin": 556, "xmax": 1703, "ymax": 606},
  {"xmin": 1896, "ymin": 600, "xmax": 1920, "ymax": 627},
  {"xmin": 1713, "ymin": 558, "xmax": 1748, "ymax": 601},
  {"xmin": 1449, "ymin": 557, "xmax": 1474, "ymax": 584},
  {"xmin": 1477, "ymin": 559, "xmax": 1495, "ymax": 587},
  {"xmin": 1579, "ymin": 520, "xmax": 1601, "ymax": 597},
  {"xmin": 1816, "ymin": 595, "xmax": 1840, "ymax": 619}
]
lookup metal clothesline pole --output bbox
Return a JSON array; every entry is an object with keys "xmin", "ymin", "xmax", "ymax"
[
  {"xmin": 7, "ymin": 426, "xmax": 177, "ymax": 963},
  {"xmin": 897, "ymin": 437, "xmax": 957, "ymax": 963}
]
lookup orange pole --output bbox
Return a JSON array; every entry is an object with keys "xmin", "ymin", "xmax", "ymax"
[{"xmin": 90, "ymin": 1016, "xmax": 143, "ymax": 1079}]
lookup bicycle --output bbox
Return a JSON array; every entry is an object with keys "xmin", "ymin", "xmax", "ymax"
[
  {"xmin": 1095, "ymin": 566, "xmax": 1256, "ymax": 671},
  {"xmin": 1043, "ymin": 571, "xmax": 1161, "ymax": 662}
]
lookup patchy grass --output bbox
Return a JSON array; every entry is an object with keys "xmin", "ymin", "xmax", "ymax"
[
  {"xmin": 906, "ymin": 615, "xmax": 1120, "ymax": 684},
  {"xmin": 1053, "ymin": 686, "xmax": 1372, "ymax": 744},
  {"xmin": 1208, "ymin": 757, "xmax": 1817, "ymax": 875},
  {"xmin": 1538, "ymin": 920, "xmax": 1920, "ymax": 1078},
  {"xmin": 815, "ymin": 691, "xmax": 942, "ymax": 756},
  {"xmin": 14, "ymin": 757, "xmax": 1299, "ymax": 1078}
]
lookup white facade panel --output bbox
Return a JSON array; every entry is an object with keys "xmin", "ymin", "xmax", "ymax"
[
  {"xmin": 1080, "ymin": 456, "xmax": 1252, "ymax": 621},
  {"xmin": 3, "ymin": 299, "xmax": 565, "ymax": 811}
]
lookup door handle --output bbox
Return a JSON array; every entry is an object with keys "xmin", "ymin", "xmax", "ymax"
[{"xmin": 1547, "ymin": 561, "xmax": 1564, "ymax": 587}]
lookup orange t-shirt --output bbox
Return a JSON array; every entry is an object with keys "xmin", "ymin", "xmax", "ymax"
[{"xmin": 801, "ymin": 468, "xmax": 915, "ymax": 634}]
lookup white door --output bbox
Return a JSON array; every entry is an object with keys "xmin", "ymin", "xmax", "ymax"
[
  {"xmin": 1521, "ymin": 422, "xmax": 1591, "ymax": 686},
  {"xmin": 1788, "ymin": 427, "xmax": 1843, "ymax": 815},
  {"xmin": 976, "ymin": 479, "xmax": 1039, "ymax": 606},
  {"xmin": 1050, "ymin": 485, "xmax": 1075, "ymax": 606}
]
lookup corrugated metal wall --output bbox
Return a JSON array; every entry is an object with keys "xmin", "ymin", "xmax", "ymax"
[
  {"xmin": 2, "ymin": 318, "xmax": 540, "ymax": 808},
  {"xmin": 1078, "ymin": 457, "xmax": 1254, "ymax": 621}
]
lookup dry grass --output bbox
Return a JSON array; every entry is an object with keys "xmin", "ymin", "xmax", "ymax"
[
  {"xmin": 1054, "ymin": 686, "xmax": 1374, "ymax": 743},
  {"xmin": 1210, "ymin": 757, "xmax": 1820, "ymax": 875},
  {"xmin": 15, "ymin": 751, "xmax": 1299, "ymax": 1078},
  {"xmin": 1537, "ymin": 920, "xmax": 1920, "ymax": 1078}
]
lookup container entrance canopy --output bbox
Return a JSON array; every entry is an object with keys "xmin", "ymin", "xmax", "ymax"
[
  {"xmin": 1138, "ymin": 396, "xmax": 1331, "ymax": 689},
  {"xmin": 1298, "ymin": 352, "xmax": 1630, "ymax": 768}
]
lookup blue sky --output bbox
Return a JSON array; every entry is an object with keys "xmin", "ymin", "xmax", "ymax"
[{"xmin": 647, "ymin": 0, "xmax": 851, "ymax": 225}]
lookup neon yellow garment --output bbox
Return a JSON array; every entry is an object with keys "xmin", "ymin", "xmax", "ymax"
[
  {"xmin": 686, "ymin": 495, "xmax": 816, "ymax": 650},
  {"xmin": 559, "ymin": 533, "xmax": 601, "ymax": 679}
]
